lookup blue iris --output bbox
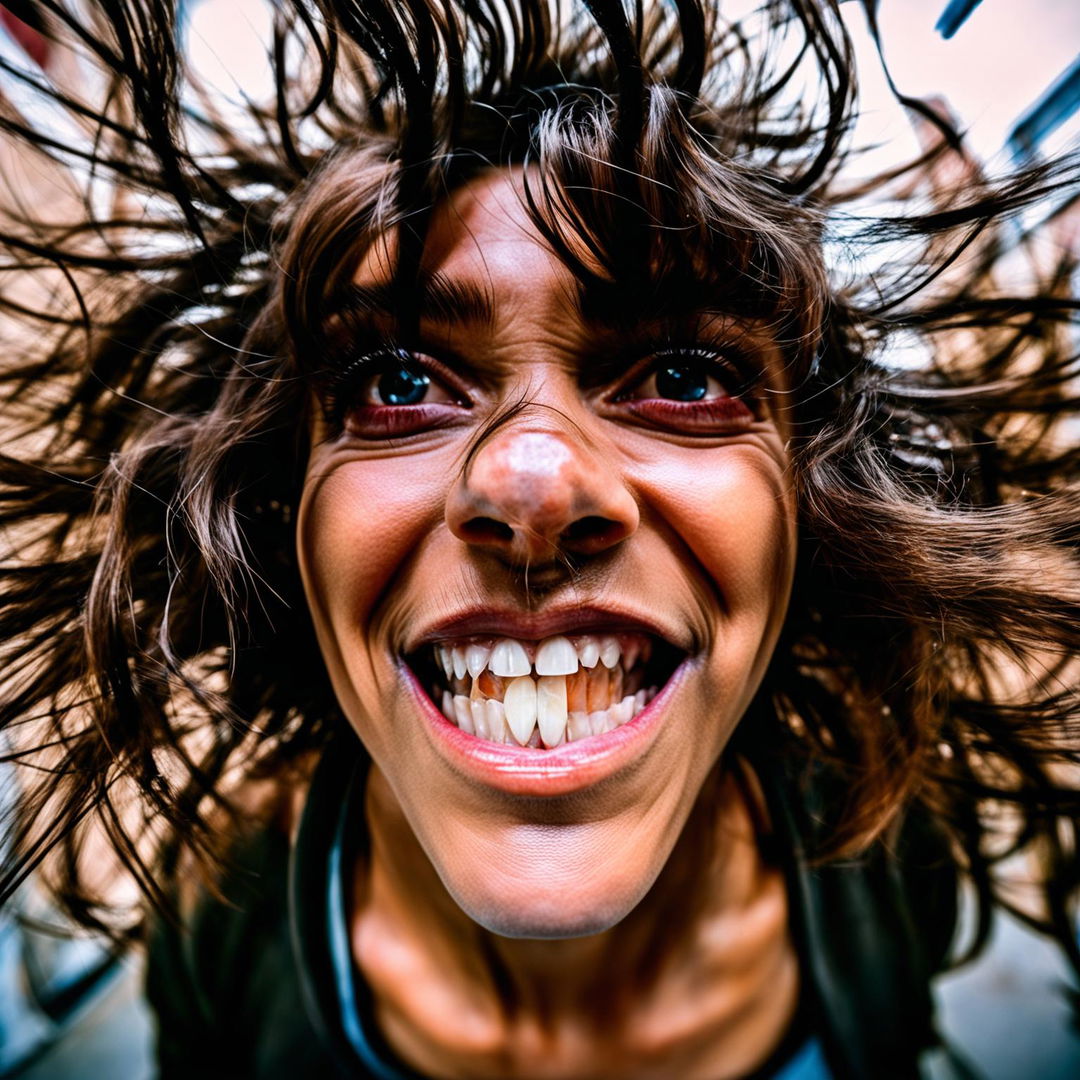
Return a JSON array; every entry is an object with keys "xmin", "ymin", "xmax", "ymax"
[
  {"xmin": 655, "ymin": 366, "xmax": 708, "ymax": 401},
  {"xmin": 377, "ymin": 365, "xmax": 429, "ymax": 405}
]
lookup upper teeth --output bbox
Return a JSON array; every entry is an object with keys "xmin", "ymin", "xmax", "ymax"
[
  {"xmin": 489, "ymin": 638, "xmax": 530, "ymax": 677},
  {"xmin": 438, "ymin": 634, "xmax": 628, "ymax": 682},
  {"xmin": 465, "ymin": 643, "xmax": 489, "ymax": 678},
  {"xmin": 535, "ymin": 636, "xmax": 578, "ymax": 676},
  {"xmin": 431, "ymin": 634, "xmax": 656, "ymax": 749}
]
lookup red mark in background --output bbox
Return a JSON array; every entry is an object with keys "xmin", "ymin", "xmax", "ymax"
[{"xmin": 0, "ymin": 7, "xmax": 51, "ymax": 71}]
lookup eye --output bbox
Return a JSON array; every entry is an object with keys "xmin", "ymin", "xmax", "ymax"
[
  {"xmin": 323, "ymin": 347, "xmax": 466, "ymax": 437},
  {"xmin": 616, "ymin": 347, "xmax": 757, "ymax": 433},
  {"xmin": 636, "ymin": 362, "xmax": 726, "ymax": 403},
  {"xmin": 364, "ymin": 359, "xmax": 446, "ymax": 406}
]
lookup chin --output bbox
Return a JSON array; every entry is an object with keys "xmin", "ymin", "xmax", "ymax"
[
  {"xmin": 463, "ymin": 896, "xmax": 640, "ymax": 940},
  {"xmin": 437, "ymin": 856, "xmax": 663, "ymax": 940}
]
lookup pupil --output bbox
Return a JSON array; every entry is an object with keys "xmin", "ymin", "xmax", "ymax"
[
  {"xmin": 655, "ymin": 366, "xmax": 707, "ymax": 402},
  {"xmin": 378, "ymin": 365, "xmax": 429, "ymax": 405}
]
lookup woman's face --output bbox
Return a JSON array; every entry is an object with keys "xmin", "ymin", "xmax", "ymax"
[{"xmin": 297, "ymin": 172, "xmax": 796, "ymax": 937}]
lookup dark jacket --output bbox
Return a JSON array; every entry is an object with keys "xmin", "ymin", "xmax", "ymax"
[{"xmin": 147, "ymin": 739, "xmax": 959, "ymax": 1079}]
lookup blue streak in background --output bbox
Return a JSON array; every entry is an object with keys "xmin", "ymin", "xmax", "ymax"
[
  {"xmin": 935, "ymin": 0, "xmax": 985, "ymax": 40},
  {"xmin": 1008, "ymin": 57, "xmax": 1080, "ymax": 161}
]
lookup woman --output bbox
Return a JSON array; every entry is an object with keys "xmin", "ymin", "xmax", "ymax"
[{"xmin": 0, "ymin": 1, "xmax": 1077, "ymax": 1077}]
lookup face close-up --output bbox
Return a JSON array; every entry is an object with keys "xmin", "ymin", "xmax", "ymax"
[
  {"xmin": 8, "ymin": 2, "xmax": 1080, "ymax": 1077},
  {"xmin": 297, "ymin": 170, "xmax": 797, "ymax": 939}
]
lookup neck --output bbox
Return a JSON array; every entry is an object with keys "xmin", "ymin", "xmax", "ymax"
[{"xmin": 352, "ymin": 764, "xmax": 796, "ymax": 1080}]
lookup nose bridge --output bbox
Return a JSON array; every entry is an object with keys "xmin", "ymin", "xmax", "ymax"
[{"xmin": 447, "ymin": 408, "xmax": 638, "ymax": 562}]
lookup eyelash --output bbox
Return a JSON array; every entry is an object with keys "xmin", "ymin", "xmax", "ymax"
[
  {"xmin": 613, "ymin": 345, "xmax": 759, "ymax": 427},
  {"xmin": 319, "ymin": 343, "xmax": 759, "ymax": 437},
  {"xmin": 619, "ymin": 345, "xmax": 747, "ymax": 393},
  {"xmin": 320, "ymin": 346, "xmax": 460, "ymax": 431}
]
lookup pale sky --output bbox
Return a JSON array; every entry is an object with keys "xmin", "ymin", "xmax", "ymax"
[
  {"xmin": 182, "ymin": 0, "xmax": 1080, "ymax": 176},
  {"xmin": 848, "ymin": 0, "xmax": 1080, "ymax": 172}
]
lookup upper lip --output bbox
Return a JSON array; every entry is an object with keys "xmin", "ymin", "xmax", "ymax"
[{"xmin": 403, "ymin": 603, "xmax": 694, "ymax": 654}]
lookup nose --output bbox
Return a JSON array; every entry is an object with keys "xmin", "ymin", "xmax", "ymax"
[{"xmin": 446, "ymin": 425, "xmax": 639, "ymax": 565}]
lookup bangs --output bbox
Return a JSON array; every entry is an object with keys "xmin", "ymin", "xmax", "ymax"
[
  {"xmin": 520, "ymin": 82, "xmax": 828, "ymax": 359},
  {"xmin": 280, "ymin": 83, "xmax": 829, "ymax": 376},
  {"xmin": 267, "ymin": 1, "xmax": 844, "ymax": 375}
]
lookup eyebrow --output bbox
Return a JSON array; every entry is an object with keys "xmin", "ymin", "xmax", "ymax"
[
  {"xmin": 325, "ymin": 270, "xmax": 761, "ymax": 352},
  {"xmin": 328, "ymin": 273, "xmax": 496, "ymax": 328}
]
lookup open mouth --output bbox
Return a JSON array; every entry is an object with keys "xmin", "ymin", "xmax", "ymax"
[{"xmin": 407, "ymin": 633, "xmax": 683, "ymax": 749}]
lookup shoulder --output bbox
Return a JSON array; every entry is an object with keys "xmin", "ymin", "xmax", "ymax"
[
  {"xmin": 145, "ymin": 819, "xmax": 340, "ymax": 1078},
  {"xmin": 755, "ymin": 753, "xmax": 961, "ymax": 1076}
]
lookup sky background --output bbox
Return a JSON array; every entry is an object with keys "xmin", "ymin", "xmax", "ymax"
[
  {"xmin": 847, "ymin": 0, "xmax": 1079, "ymax": 171},
  {"xmin": 183, "ymin": 0, "xmax": 1080, "ymax": 175}
]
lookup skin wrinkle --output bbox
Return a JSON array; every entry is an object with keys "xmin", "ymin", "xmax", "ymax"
[{"xmin": 297, "ymin": 171, "xmax": 798, "ymax": 1079}]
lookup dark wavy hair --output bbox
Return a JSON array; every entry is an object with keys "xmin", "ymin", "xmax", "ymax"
[{"xmin": 1, "ymin": 0, "xmax": 1077, "ymax": 976}]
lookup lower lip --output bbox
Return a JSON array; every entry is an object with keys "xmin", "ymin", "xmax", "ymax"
[{"xmin": 401, "ymin": 662, "xmax": 688, "ymax": 797}]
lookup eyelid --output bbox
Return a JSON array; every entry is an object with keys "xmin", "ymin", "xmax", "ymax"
[
  {"xmin": 329, "ymin": 346, "xmax": 471, "ymax": 400},
  {"xmin": 319, "ymin": 309, "xmax": 484, "ymax": 394},
  {"xmin": 609, "ymin": 343, "xmax": 757, "ymax": 402},
  {"xmin": 319, "ymin": 345, "xmax": 473, "ymax": 434}
]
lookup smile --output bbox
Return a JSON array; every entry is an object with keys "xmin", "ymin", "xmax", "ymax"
[{"xmin": 407, "ymin": 631, "xmax": 684, "ymax": 750}]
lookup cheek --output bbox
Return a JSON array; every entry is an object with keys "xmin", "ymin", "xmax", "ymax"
[
  {"xmin": 297, "ymin": 457, "xmax": 447, "ymax": 653},
  {"xmin": 701, "ymin": 467, "xmax": 795, "ymax": 615},
  {"xmin": 643, "ymin": 448, "xmax": 796, "ymax": 620}
]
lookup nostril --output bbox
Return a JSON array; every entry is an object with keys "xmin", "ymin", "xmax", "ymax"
[
  {"xmin": 560, "ymin": 515, "xmax": 626, "ymax": 551},
  {"xmin": 460, "ymin": 516, "xmax": 515, "ymax": 545}
]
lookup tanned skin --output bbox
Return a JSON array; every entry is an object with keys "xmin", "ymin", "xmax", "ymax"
[{"xmin": 297, "ymin": 173, "xmax": 799, "ymax": 1079}]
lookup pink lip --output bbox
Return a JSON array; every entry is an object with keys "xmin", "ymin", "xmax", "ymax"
[
  {"xmin": 405, "ymin": 603, "xmax": 693, "ymax": 653},
  {"xmin": 400, "ymin": 659, "xmax": 689, "ymax": 797}
]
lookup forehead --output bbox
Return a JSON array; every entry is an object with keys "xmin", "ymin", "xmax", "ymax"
[
  {"xmin": 355, "ymin": 171, "xmax": 583, "ymax": 319},
  {"xmin": 348, "ymin": 170, "xmax": 782, "ymax": 363}
]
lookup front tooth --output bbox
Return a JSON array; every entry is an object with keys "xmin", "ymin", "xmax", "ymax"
[
  {"xmin": 486, "ymin": 699, "xmax": 508, "ymax": 743},
  {"xmin": 466, "ymin": 643, "xmax": 491, "ymax": 678},
  {"xmin": 452, "ymin": 647, "xmax": 468, "ymax": 680},
  {"xmin": 536, "ymin": 675, "xmax": 568, "ymax": 747},
  {"xmin": 599, "ymin": 636, "xmax": 620, "ymax": 669},
  {"xmin": 442, "ymin": 690, "xmax": 455, "ymax": 721},
  {"xmin": 568, "ymin": 711, "xmax": 591, "ymax": 742},
  {"xmin": 489, "ymin": 638, "xmax": 531, "ymax": 678},
  {"xmin": 471, "ymin": 700, "xmax": 490, "ymax": 740},
  {"xmin": 438, "ymin": 647, "xmax": 453, "ymax": 680},
  {"xmin": 503, "ymin": 676, "xmax": 538, "ymax": 745},
  {"xmin": 535, "ymin": 636, "xmax": 578, "ymax": 676},
  {"xmin": 578, "ymin": 637, "xmax": 600, "ymax": 668},
  {"xmin": 453, "ymin": 694, "xmax": 475, "ymax": 735}
]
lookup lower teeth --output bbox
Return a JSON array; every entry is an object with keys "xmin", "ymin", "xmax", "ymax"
[{"xmin": 439, "ymin": 686, "xmax": 657, "ymax": 748}]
